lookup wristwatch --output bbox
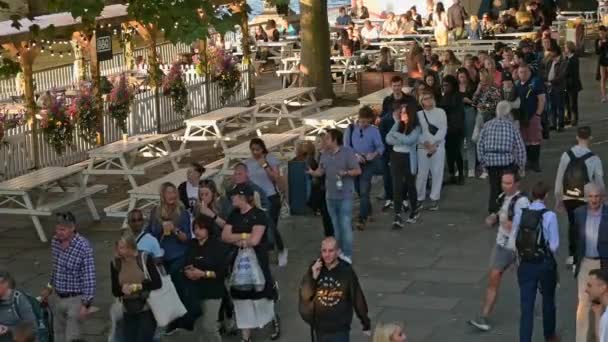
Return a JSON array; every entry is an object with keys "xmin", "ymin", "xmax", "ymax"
[{"xmin": 262, "ymin": 162, "xmax": 269, "ymax": 169}]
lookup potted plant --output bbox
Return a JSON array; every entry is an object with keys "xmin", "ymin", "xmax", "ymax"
[
  {"xmin": 162, "ymin": 63, "xmax": 190, "ymax": 118},
  {"xmin": 108, "ymin": 73, "xmax": 134, "ymax": 141},
  {"xmin": 39, "ymin": 96, "xmax": 74, "ymax": 154},
  {"xmin": 68, "ymin": 83, "xmax": 98, "ymax": 145}
]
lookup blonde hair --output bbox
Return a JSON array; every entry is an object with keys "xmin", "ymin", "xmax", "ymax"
[
  {"xmin": 479, "ymin": 68, "xmax": 495, "ymax": 86},
  {"xmin": 117, "ymin": 231, "xmax": 138, "ymax": 257},
  {"xmin": 157, "ymin": 182, "xmax": 184, "ymax": 220},
  {"xmin": 373, "ymin": 322, "xmax": 403, "ymax": 342}
]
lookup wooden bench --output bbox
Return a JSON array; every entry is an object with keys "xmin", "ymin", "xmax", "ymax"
[
  {"xmin": 224, "ymin": 121, "xmax": 271, "ymax": 141},
  {"xmin": 286, "ymin": 98, "xmax": 333, "ymax": 120},
  {"xmin": 104, "ymin": 198, "xmax": 130, "ymax": 218},
  {"xmin": 133, "ymin": 149, "xmax": 191, "ymax": 172}
]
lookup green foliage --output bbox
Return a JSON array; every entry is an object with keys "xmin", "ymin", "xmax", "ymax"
[
  {"xmin": 0, "ymin": 58, "xmax": 22, "ymax": 80},
  {"xmin": 127, "ymin": 0, "xmax": 244, "ymax": 45}
]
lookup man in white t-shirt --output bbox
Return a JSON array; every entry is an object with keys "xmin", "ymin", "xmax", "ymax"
[
  {"xmin": 469, "ymin": 171, "xmax": 530, "ymax": 332},
  {"xmin": 585, "ymin": 268, "xmax": 608, "ymax": 342}
]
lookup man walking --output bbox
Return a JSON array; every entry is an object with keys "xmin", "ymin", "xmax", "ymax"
[
  {"xmin": 554, "ymin": 126, "xmax": 605, "ymax": 266},
  {"xmin": 477, "ymin": 101, "xmax": 527, "ymax": 215},
  {"xmin": 448, "ymin": 0, "xmax": 468, "ymax": 41},
  {"xmin": 308, "ymin": 130, "xmax": 361, "ymax": 264},
  {"xmin": 585, "ymin": 269, "xmax": 608, "ymax": 342},
  {"xmin": 469, "ymin": 171, "xmax": 529, "ymax": 332},
  {"xmin": 299, "ymin": 237, "xmax": 371, "ymax": 342},
  {"xmin": 542, "ymin": 42, "xmax": 568, "ymax": 132},
  {"xmin": 511, "ymin": 182, "xmax": 560, "ymax": 342},
  {"xmin": 515, "ymin": 63, "xmax": 546, "ymax": 172},
  {"xmin": 379, "ymin": 76, "xmax": 417, "ymax": 212},
  {"xmin": 40, "ymin": 212, "xmax": 96, "ymax": 342},
  {"xmin": 344, "ymin": 106, "xmax": 384, "ymax": 230},
  {"xmin": 574, "ymin": 183, "xmax": 608, "ymax": 342}
]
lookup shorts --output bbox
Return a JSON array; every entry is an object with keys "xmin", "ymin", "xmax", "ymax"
[{"xmin": 489, "ymin": 244, "xmax": 516, "ymax": 272}]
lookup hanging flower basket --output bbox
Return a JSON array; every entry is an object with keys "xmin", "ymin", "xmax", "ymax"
[
  {"xmin": 162, "ymin": 63, "xmax": 190, "ymax": 118},
  {"xmin": 108, "ymin": 73, "xmax": 134, "ymax": 134},
  {"xmin": 39, "ymin": 97, "xmax": 74, "ymax": 154},
  {"xmin": 214, "ymin": 52, "xmax": 242, "ymax": 105},
  {"xmin": 68, "ymin": 83, "xmax": 99, "ymax": 145}
]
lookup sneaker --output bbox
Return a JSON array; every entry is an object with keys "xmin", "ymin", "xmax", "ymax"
[
  {"xmin": 467, "ymin": 169, "xmax": 475, "ymax": 178},
  {"xmin": 406, "ymin": 211, "xmax": 420, "ymax": 223},
  {"xmin": 565, "ymin": 255, "xmax": 574, "ymax": 266},
  {"xmin": 278, "ymin": 249, "xmax": 288, "ymax": 267},
  {"xmin": 392, "ymin": 214, "xmax": 404, "ymax": 229},
  {"xmin": 382, "ymin": 200, "xmax": 394, "ymax": 212},
  {"xmin": 479, "ymin": 171, "xmax": 488, "ymax": 179},
  {"xmin": 270, "ymin": 315, "xmax": 281, "ymax": 340},
  {"xmin": 428, "ymin": 200, "xmax": 439, "ymax": 211},
  {"xmin": 402, "ymin": 200, "xmax": 410, "ymax": 213},
  {"xmin": 415, "ymin": 202, "xmax": 424, "ymax": 212},
  {"xmin": 468, "ymin": 316, "xmax": 491, "ymax": 332},
  {"xmin": 602, "ymin": 96, "xmax": 608, "ymax": 103}
]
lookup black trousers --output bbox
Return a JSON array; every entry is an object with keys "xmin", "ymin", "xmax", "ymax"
[
  {"xmin": 564, "ymin": 199, "xmax": 586, "ymax": 257},
  {"xmin": 565, "ymin": 89, "xmax": 580, "ymax": 124},
  {"xmin": 487, "ymin": 164, "xmax": 516, "ymax": 213},
  {"xmin": 446, "ymin": 131, "xmax": 464, "ymax": 176},
  {"xmin": 268, "ymin": 194, "xmax": 285, "ymax": 251},
  {"xmin": 123, "ymin": 309, "xmax": 156, "ymax": 342},
  {"xmin": 390, "ymin": 151, "xmax": 417, "ymax": 215}
]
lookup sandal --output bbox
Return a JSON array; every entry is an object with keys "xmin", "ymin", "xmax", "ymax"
[{"xmin": 270, "ymin": 315, "xmax": 281, "ymax": 340}]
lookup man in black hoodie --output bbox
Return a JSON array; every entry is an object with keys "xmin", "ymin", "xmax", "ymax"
[{"xmin": 299, "ymin": 237, "xmax": 371, "ymax": 341}]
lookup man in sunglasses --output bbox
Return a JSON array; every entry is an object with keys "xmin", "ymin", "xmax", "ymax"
[
  {"xmin": 344, "ymin": 106, "xmax": 385, "ymax": 231},
  {"xmin": 40, "ymin": 212, "xmax": 96, "ymax": 342},
  {"xmin": 128, "ymin": 209, "xmax": 164, "ymax": 258}
]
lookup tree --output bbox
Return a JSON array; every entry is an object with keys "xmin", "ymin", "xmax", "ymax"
[{"xmin": 299, "ymin": 0, "xmax": 334, "ymax": 99}]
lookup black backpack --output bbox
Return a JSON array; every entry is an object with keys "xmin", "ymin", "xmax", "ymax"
[
  {"xmin": 515, "ymin": 208, "xmax": 549, "ymax": 262},
  {"xmin": 562, "ymin": 150, "xmax": 594, "ymax": 199},
  {"xmin": 496, "ymin": 192, "xmax": 526, "ymax": 221}
]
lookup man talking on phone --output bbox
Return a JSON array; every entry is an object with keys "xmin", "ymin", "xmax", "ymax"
[{"xmin": 299, "ymin": 237, "xmax": 371, "ymax": 342}]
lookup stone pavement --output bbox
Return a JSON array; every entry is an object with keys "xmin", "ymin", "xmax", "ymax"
[{"xmin": 1, "ymin": 56, "xmax": 607, "ymax": 342}]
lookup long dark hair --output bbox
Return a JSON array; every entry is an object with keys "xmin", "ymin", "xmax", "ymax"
[
  {"xmin": 442, "ymin": 74, "xmax": 458, "ymax": 96},
  {"xmin": 249, "ymin": 138, "xmax": 269, "ymax": 154},
  {"xmin": 392, "ymin": 101, "xmax": 419, "ymax": 134}
]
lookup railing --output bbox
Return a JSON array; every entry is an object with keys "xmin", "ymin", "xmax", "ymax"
[{"xmin": 0, "ymin": 65, "xmax": 251, "ymax": 180}]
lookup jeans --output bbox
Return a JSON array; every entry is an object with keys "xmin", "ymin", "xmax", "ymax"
[
  {"xmin": 390, "ymin": 151, "xmax": 417, "ymax": 215},
  {"xmin": 354, "ymin": 158, "xmax": 379, "ymax": 221},
  {"xmin": 268, "ymin": 194, "xmax": 285, "ymax": 251},
  {"xmin": 464, "ymin": 106, "xmax": 477, "ymax": 172},
  {"xmin": 565, "ymin": 89, "xmax": 580, "ymax": 124},
  {"xmin": 326, "ymin": 198, "xmax": 354, "ymax": 259},
  {"xmin": 487, "ymin": 164, "xmax": 516, "ymax": 213},
  {"xmin": 564, "ymin": 199, "xmax": 586, "ymax": 257},
  {"xmin": 123, "ymin": 309, "xmax": 157, "ymax": 342},
  {"xmin": 315, "ymin": 330, "xmax": 350, "ymax": 342},
  {"xmin": 381, "ymin": 152, "xmax": 393, "ymax": 200},
  {"xmin": 446, "ymin": 131, "xmax": 464, "ymax": 176},
  {"xmin": 548, "ymin": 87, "xmax": 565, "ymax": 129},
  {"xmin": 517, "ymin": 257, "xmax": 557, "ymax": 342}
]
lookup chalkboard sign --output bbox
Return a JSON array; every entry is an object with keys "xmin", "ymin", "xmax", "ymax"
[{"xmin": 96, "ymin": 30, "xmax": 113, "ymax": 61}]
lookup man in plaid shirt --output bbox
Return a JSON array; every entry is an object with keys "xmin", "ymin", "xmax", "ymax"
[
  {"xmin": 40, "ymin": 212, "xmax": 96, "ymax": 342},
  {"xmin": 477, "ymin": 101, "xmax": 527, "ymax": 213}
]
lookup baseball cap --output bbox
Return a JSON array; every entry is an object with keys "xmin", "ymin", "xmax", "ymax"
[
  {"xmin": 228, "ymin": 183, "xmax": 255, "ymax": 197},
  {"xmin": 502, "ymin": 71, "xmax": 513, "ymax": 82}
]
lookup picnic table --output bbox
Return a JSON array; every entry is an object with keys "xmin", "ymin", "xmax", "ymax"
[
  {"xmin": 380, "ymin": 34, "xmax": 433, "ymax": 43},
  {"xmin": 0, "ymin": 166, "xmax": 107, "ymax": 242},
  {"xmin": 302, "ymin": 106, "xmax": 359, "ymax": 136},
  {"xmin": 358, "ymin": 87, "xmax": 412, "ymax": 108},
  {"xmin": 83, "ymin": 134, "xmax": 190, "ymax": 189},
  {"xmin": 219, "ymin": 133, "xmax": 300, "ymax": 174},
  {"xmin": 104, "ymin": 168, "xmax": 219, "ymax": 226},
  {"xmin": 254, "ymin": 87, "xmax": 325, "ymax": 128},
  {"xmin": 179, "ymin": 106, "xmax": 268, "ymax": 154}
]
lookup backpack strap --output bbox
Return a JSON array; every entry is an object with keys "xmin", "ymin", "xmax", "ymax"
[
  {"xmin": 12, "ymin": 290, "xmax": 22, "ymax": 321},
  {"xmin": 508, "ymin": 192, "xmax": 528, "ymax": 221},
  {"xmin": 140, "ymin": 252, "xmax": 151, "ymax": 281},
  {"xmin": 567, "ymin": 149, "xmax": 594, "ymax": 162},
  {"xmin": 348, "ymin": 123, "xmax": 355, "ymax": 149},
  {"xmin": 136, "ymin": 232, "xmax": 146, "ymax": 244}
]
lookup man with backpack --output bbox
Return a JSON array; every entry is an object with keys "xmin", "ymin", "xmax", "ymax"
[
  {"xmin": 344, "ymin": 106, "xmax": 385, "ymax": 231},
  {"xmin": 554, "ymin": 126, "xmax": 605, "ymax": 266},
  {"xmin": 510, "ymin": 182, "xmax": 560, "ymax": 342},
  {"xmin": 469, "ymin": 171, "xmax": 530, "ymax": 332},
  {"xmin": 0, "ymin": 271, "xmax": 44, "ymax": 342}
]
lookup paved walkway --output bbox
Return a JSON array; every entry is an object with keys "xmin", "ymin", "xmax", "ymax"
[{"xmin": 1, "ymin": 56, "xmax": 607, "ymax": 342}]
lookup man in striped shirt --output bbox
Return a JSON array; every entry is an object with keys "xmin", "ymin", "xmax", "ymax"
[{"xmin": 41, "ymin": 212, "xmax": 96, "ymax": 342}]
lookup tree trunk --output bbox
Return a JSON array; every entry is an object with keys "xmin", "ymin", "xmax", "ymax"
[
  {"xmin": 88, "ymin": 31, "xmax": 105, "ymax": 145},
  {"xmin": 199, "ymin": 38, "xmax": 211, "ymax": 113},
  {"xmin": 299, "ymin": 0, "xmax": 334, "ymax": 99},
  {"xmin": 146, "ymin": 28, "xmax": 162, "ymax": 133},
  {"xmin": 70, "ymin": 40, "xmax": 86, "ymax": 81},
  {"xmin": 21, "ymin": 56, "xmax": 40, "ymax": 170},
  {"xmin": 122, "ymin": 23, "xmax": 135, "ymax": 70}
]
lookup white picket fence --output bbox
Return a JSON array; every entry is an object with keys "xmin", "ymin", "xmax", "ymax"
[{"xmin": 0, "ymin": 65, "xmax": 251, "ymax": 180}]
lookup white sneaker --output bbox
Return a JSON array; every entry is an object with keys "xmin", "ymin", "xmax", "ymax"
[
  {"xmin": 479, "ymin": 171, "xmax": 488, "ymax": 179},
  {"xmin": 602, "ymin": 97, "xmax": 608, "ymax": 103},
  {"xmin": 467, "ymin": 169, "xmax": 475, "ymax": 178},
  {"xmin": 278, "ymin": 249, "xmax": 288, "ymax": 267},
  {"xmin": 565, "ymin": 256, "xmax": 574, "ymax": 266}
]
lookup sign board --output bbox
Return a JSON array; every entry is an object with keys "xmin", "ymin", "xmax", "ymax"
[{"xmin": 96, "ymin": 31, "xmax": 113, "ymax": 61}]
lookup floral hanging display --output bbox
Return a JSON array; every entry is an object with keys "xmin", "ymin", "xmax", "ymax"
[
  {"xmin": 194, "ymin": 47, "xmax": 242, "ymax": 105},
  {"xmin": 108, "ymin": 74, "xmax": 134, "ymax": 133},
  {"xmin": 162, "ymin": 63, "xmax": 189, "ymax": 117},
  {"xmin": 67, "ymin": 83, "xmax": 99, "ymax": 144},
  {"xmin": 0, "ymin": 107, "xmax": 26, "ymax": 144},
  {"xmin": 39, "ymin": 96, "xmax": 74, "ymax": 154}
]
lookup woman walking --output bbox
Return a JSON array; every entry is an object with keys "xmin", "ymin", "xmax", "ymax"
[
  {"xmin": 457, "ymin": 68, "xmax": 478, "ymax": 177},
  {"xmin": 440, "ymin": 75, "xmax": 466, "ymax": 185},
  {"xmin": 433, "ymin": 2, "xmax": 449, "ymax": 46},
  {"xmin": 596, "ymin": 25, "xmax": 608, "ymax": 102},
  {"xmin": 386, "ymin": 102, "xmax": 421, "ymax": 228},
  {"xmin": 185, "ymin": 215, "xmax": 229, "ymax": 342},
  {"xmin": 416, "ymin": 90, "xmax": 447, "ymax": 211},
  {"xmin": 222, "ymin": 184, "xmax": 278, "ymax": 342},
  {"xmin": 110, "ymin": 233, "xmax": 162, "ymax": 342},
  {"xmin": 244, "ymin": 138, "xmax": 288, "ymax": 267}
]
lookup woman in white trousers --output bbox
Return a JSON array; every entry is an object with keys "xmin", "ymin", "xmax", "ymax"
[{"xmin": 416, "ymin": 89, "xmax": 447, "ymax": 211}]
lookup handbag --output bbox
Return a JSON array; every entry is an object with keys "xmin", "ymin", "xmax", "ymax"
[
  {"xmin": 141, "ymin": 253, "xmax": 187, "ymax": 327},
  {"xmin": 229, "ymin": 247, "xmax": 266, "ymax": 292},
  {"xmin": 422, "ymin": 110, "xmax": 439, "ymax": 135}
]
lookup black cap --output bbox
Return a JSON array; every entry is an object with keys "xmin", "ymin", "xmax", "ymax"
[
  {"xmin": 502, "ymin": 71, "xmax": 513, "ymax": 82},
  {"xmin": 228, "ymin": 183, "xmax": 255, "ymax": 197}
]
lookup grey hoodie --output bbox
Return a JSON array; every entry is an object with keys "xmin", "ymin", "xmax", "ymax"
[{"xmin": 0, "ymin": 290, "xmax": 36, "ymax": 340}]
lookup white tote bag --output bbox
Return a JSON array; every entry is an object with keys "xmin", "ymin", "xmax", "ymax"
[{"xmin": 141, "ymin": 254, "xmax": 187, "ymax": 327}]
